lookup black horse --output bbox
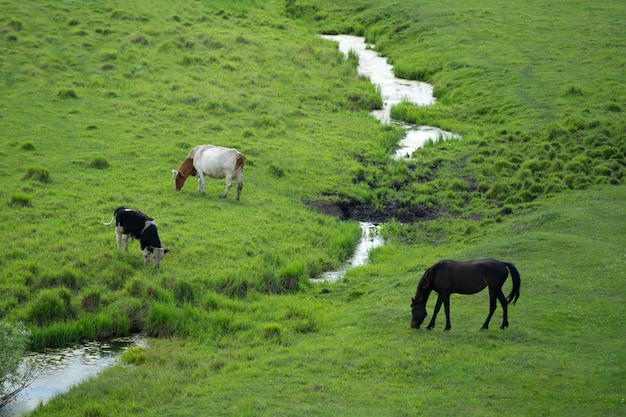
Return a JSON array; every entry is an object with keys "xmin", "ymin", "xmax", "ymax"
[{"xmin": 411, "ymin": 258, "xmax": 521, "ymax": 330}]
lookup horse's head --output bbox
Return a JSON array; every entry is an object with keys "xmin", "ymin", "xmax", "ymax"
[
  {"xmin": 411, "ymin": 297, "xmax": 428, "ymax": 329},
  {"xmin": 411, "ymin": 267, "xmax": 434, "ymax": 328}
]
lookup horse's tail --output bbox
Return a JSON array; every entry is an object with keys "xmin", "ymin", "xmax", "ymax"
[{"xmin": 504, "ymin": 262, "xmax": 521, "ymax": 305}]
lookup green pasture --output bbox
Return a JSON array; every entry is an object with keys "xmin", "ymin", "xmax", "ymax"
[
  {"xmin": 0, "ymin": 0, "xmax": 624, "ymax": 415},
  {"xmin": 28, "ymin": 186, "xmax": 626, "ymax": 416}
]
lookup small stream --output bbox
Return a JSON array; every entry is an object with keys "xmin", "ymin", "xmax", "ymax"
[
  {"xmin": 2, "ymin": 336, "xmax": 146, "ymax": 417},
  {"xmin": 321, "ymin": 34, "xmax": 459, "ymax": 159},
  {"xmin": 312, "ymin": 222, "xmax": 384, "ymax": 283},
  {"xmin": 312, "ymin": 35, "xmax": 460, "ymax": 282}
]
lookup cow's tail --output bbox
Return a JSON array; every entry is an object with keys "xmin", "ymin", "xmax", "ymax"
[
  {"xmin": 235, "ymin": 152, "xmax": 246, "ymax": 171},
  {"xmin": 102, "ymin": 214, "xmax": 115, "ymax": 226},
  {"xmin": 504, "ymin": 262, "xmax": 521, "ymax": 305}
]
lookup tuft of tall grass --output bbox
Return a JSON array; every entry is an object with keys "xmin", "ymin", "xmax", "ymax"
[
  {"xmin": 120, "ymin": 347, "xmax": 148, "ymax": 365},
  {"xmin": 202, "ymin": 291, "xmax": 245, "ymax": 312},
  {"xmin": 22, "ymin": 166, "xmax": 50, "ymax": 183},
  {"xmin": 27, "ymin": 288, "xmax": 74, "ymax": 326},
  {"xmin": 7, "ymin": 194, "xmax": 32, "ymax": 208},
  {"xmin": 57, "ymin": 89, "xmax": 79, "ymax": 99},
  {"xmin": 262, "ymin": 322, "xmax": 281, "ymax": 343}
]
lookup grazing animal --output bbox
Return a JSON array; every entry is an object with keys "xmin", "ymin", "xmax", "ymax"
[
  {"xmin": 410, "ymin": 258, "xmax": 521, "ymax": 330},
  {"xmin": 172, "ymin": 144, "xmax": 246, "ymax": 200},
  {"xmin": 102, "ymin": 207, "xmax": 169, "ymax": 267}
]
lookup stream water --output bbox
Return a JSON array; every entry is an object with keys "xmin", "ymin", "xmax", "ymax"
[
  {"xmin": 321, "ymin": 34, "xmax": 458, "ymax": 159},
  {"xmin": 312, "ymin": 35, "xmax": 460, "ymax": 282},
  {"xmin": 312, "ymin": 222, "xmax": 384, "ymax": 283},
  {"xmin": 2, "ymin": 336, "xmax": 146, "ymax": 417}
]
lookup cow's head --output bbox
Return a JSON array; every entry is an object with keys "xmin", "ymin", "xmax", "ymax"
[
  {"xmin": 173, "ymin": 158, "xmax": 197, "ymax": 191},
  {"xmin": 148, "ymin": 246, "xmax": 170, "ymax": 267},
  {"xmin": 172, "ymin": 170, "xmax": 186, "ymax": 191}
]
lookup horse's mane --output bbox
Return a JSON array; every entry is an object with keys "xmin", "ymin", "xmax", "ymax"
[
  {"xmin": 415, "ymin": 263, "xmax": 437, "ymax": 299},
  {"xmin": 418, "ymin": 267, "xmax": 430, "ymax": 286}
]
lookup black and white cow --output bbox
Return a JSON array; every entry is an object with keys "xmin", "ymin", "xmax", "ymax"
[{"xmin": 102, "ymin": 207, "xmax": 169, "ymax": 267}]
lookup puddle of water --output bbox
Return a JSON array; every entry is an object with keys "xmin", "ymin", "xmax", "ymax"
[
  {"xmin": 321, "ymin": 34, "xmax": 458, "ymax": 159},
  {"xmin": 312, "ymin": 222, "xmax": 383, "ymax": 283},
  {"xmin": 392, "ymin": 125, "xmax": 459, "ymax": 159},
  {"xmin": 2, "ymin": 336, "xmax": 146, "ymax": 417}
]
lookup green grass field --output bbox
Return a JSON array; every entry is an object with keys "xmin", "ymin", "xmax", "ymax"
[{"xmin": 1, "ymin": 0, "xmax": 624, "ymax": 415}]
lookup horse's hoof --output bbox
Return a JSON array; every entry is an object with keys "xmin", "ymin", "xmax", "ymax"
[{"xmin": 480, "ymin": 326, "xmax": 488, "ymax": 330}]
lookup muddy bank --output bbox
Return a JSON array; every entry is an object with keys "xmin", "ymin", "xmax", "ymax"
[
  {"xmin": 308, "ymin": 196, "xmax": 438, "ymax": 223},
  {"xmin": 311, "ymin": 35, "xmax": 458, "ymax": 224}
]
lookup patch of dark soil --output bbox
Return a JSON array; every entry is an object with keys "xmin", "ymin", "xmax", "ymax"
[{"xmin": 308, "ymin": 196, "xmax": 439, "ymax": 223}]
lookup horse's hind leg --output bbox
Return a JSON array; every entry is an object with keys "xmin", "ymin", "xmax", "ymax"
[
  {"xmin": 442, "ymin": 294, "xmax": 452, "ymax": 330},
  {"xmin": 497, "ymin": 290, "xmax": 509, "ymax": 329}
]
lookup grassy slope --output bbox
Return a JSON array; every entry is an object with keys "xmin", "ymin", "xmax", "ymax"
[
  {"xmin": 0, "ymin": 0, "xmax": 391, "ymax": 345},
  {"xmin": 32, "ymin": 186, "xmax": 626, "ymax": 416},
  {"xmin": 0, "ymin": 0, "xmax": 624, "ymax": 415},
  {"xmin": 301, "ymin": 0, "xmax": 625, "ymax": 221}
]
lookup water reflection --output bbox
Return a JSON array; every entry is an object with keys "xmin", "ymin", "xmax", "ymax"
[
  {"xmin": 321, "ymin": 34, "xmax": 459, "ymax": 159},
  {"xmin": 312, "ymin": 222, "xmax": 383, "ymax": 283},
  {"xmin": 2, "ymin": 336, "xmax": 146, "ymax": 417}
]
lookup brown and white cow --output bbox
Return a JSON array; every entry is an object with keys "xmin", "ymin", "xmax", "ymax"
[
  {"xmin": 172, "ymin": 145, "xmax": 245, "ymax": 200},
  {"xmin": 102, "ymin": 207, "xmax": 169, "ymax": 267}
]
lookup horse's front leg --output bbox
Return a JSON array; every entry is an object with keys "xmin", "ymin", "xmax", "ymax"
[
  {"xmin": 427, "ymin": 293, "xmax": 445, "ymax": 330},
  {"xmin": 481, "ymin": 290, "xmax": 499, "ymax": 330}
]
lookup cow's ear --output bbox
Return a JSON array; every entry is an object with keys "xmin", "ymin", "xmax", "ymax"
[
  {"xmin": 164, "ymin": 248, "xmax": 170, "ymax": 254},
  {"xmin": 147, "ymin": 246, "xmax": 154, "ymax": 253}
]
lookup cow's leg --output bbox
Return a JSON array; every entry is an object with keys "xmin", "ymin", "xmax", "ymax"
[
  {"xmin": 222, "ymin": 175, "xmax": 233, "ymax": 198},
  {"xmin": 115, "ymin": 226, "xmax": 123, "ymax": 249},
  {"xmin": 123, "ymin": 234, "xmax": 130, "ymax": 251},
  {"xmin": 197, "ymin": 172, "xmax": 206, "ymax": 194},
  {"xmin": 141, "ymin": 247, "xmax": 151, "ymax": 265},
  {"xmin": 236, "ymin": 172, "xmax": 243, "ymax": 200}
]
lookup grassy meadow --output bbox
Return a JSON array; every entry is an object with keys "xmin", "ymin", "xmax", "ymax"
[{"xmin": 0, "ymin": 0, "xmax": 624, "ymax": 415}]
